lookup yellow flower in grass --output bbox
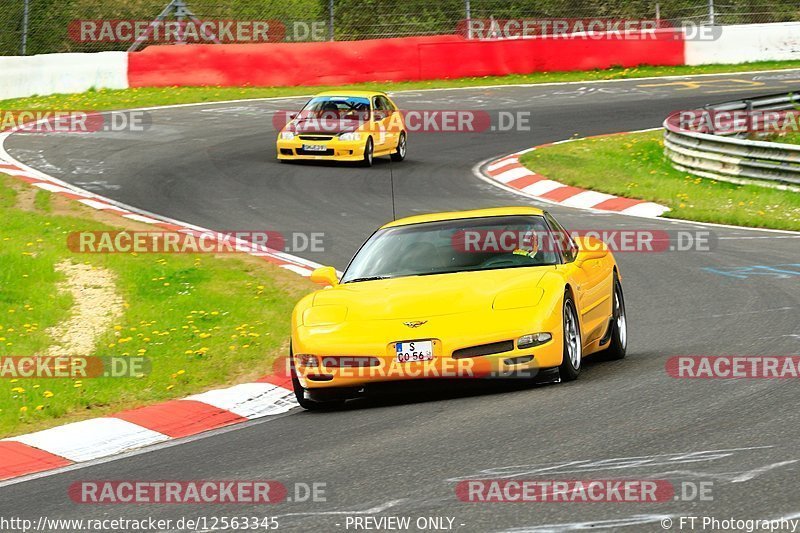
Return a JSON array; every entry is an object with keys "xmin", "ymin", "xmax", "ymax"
[
  {"xmin": 43, "ymin": 390, "xmax": 54, "ymax": 398},
  {"xmin": 35, "ymin": 405, "xmax": 44, "ymax": 411},
  {"xmin": 19, "ymin": 406, "xmax": 27, "ymax": 413}
]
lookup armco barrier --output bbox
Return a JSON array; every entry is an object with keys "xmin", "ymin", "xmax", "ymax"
[
  {"xmin": 663, "ymin": 92, "xmax": 800, "ymax": 189},
  {"xmin": 127, "ymin": 32, "xmax": 684, "ymax": 88}
]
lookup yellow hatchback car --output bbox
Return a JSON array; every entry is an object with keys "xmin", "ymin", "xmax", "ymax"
[
  {"xmin": 276, "ymin": 90, "xmax": 407, "ymax": 166},
  {"xmin": 290, "ymin": 207, "xmax": 627, "ymax": 409}
]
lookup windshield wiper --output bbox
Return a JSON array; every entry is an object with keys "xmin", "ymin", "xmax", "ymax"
[{"xmin": 343, "ymin": 276, "xmax": 390, "ymax": 284}]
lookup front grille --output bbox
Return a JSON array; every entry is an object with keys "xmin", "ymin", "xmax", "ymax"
[
  {"xmin": 296, "ymin": 148, "xmax": 335, "ymax": 156},
  {"xmin": 299, "ymin": 135, "xmax": 334, "ymax": 141},
  {"xmin": 452, "ymin": 340, "xmax": 514, "ymax": 359}
]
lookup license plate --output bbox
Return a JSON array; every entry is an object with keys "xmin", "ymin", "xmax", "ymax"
[
  {"xmin": 395, "ymin": 340, "xmax": 434, "ymax": 363},
  {"xmin": 303, "ymin": 144, "xmax": 327, "ymax": 152}
]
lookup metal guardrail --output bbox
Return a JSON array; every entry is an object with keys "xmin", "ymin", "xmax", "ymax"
[{"xmin": 663, "ymin": 92, "xmax": 800, "ymax": 189}]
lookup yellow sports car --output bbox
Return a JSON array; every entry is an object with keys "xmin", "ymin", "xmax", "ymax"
[
  {"xmin": 276, "ymin": 90, "xmax": 407, "ymax": 166},
  {"xmin": 290, "ymin": 207, "xmax": 626, "ymax": 409}
]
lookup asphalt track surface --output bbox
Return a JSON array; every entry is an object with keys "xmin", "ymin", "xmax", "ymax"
[{"xmin": 2, "ymin": 70, "xmax": 800, "ymax": 532}]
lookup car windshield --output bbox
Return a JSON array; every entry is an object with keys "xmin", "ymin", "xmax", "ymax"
[
  {"xmin": 341, "ymin": 215, "xmax": 561, "ymax": 283},
  {"xmin": 298, "ymin": 96, "xmax": 370, "ymax": 122}
]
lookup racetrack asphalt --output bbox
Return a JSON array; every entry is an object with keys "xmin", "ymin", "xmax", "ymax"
[{"xmin": 2, "ymin": 70, "xmax": 800, "ymax": 532}]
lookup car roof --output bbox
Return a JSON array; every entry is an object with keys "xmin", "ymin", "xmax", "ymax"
[
  {"xmin": 381, "ymin": 207, "xmax": 547, "ymax": 229},
  {"xmin": 313, "ymin": 90, "xmax": 388, "ymax": 98}
]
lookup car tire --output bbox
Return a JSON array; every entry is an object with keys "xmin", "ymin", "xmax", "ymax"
[
  {"xmin": 559, "ymin": 291, "xmax": 582, "ymax": 382},
  {"xmin": 390, "ymin": 132, "xmax": 406, "ymax": 162},
  {"xmin": 290, "ymin": 364, "xmax": 318, "ymax": 410},
  {"xmin": 603, "ymin": 273, "xmax": 627, "ymax": 360},
  {"xmin": 361, "ymin": 137, "xmax": 374, "ymax": 167}
]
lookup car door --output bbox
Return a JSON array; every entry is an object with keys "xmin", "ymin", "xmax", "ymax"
[
  {"xmin": 382, "ymin": 95, "xmax": 403, "ymax": 147},
  {"xmin": 371, "ymin": 96, "xmax": 393, "ymax": 152},
  {"xmin": 546, "ymin": 212, "xmax": 612, "ymax": 344}
]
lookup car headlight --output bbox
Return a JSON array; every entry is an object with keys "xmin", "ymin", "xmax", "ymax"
[
  {"xmin": 338, "ymin": 132, "xmax": 361, "ymax": 141},
  {"xmin": 295, "ymin": 354, "xmax": 318, "ymax": 368},
  {"xmin": 280, "ymin": 131, "xmax": 295, "ymax": 140},
  {"xmin": 517, "ymin": 333, "xmax": 552, "ymax": 349}
]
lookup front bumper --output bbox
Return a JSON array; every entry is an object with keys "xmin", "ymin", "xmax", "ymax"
[
  {"xmin": 292, "ymin": 315, "xmax": 564, "ymax": 390},
  {"xmin": 276, "ymin": 137, "xmax": 366, "ymax": 161}
]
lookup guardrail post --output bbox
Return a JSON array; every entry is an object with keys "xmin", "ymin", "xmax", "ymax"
[
  {"xmin": 328, "ymin": 0, "xmax": 335, "ymax": 41},
  {"xmin": 465, "ymin": 0, "xmax": 472, "ymax": 39},
  {"xmin": 21, "ymin": 0, "xmax": 30, "ymax": 55}
]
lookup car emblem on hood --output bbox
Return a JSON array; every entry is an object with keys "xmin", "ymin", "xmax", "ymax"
[{"xmin": 403, "ymin": 320, "xmax": 428, "ymax": 328}]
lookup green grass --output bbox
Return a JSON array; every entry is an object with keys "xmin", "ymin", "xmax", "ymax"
[
  {"xmin": 3, "ymin": 60, "xmax": 800, "ymax": 111},
  {"xmin": 764, "ymin": 131, "xmax": 800, "ymax": 145},
  {"xmin": 519, "ymin": 130, "xmax": 800, "ymax": 231},
  {"xmin": 0, "ymin": 174, "xmax": 313, "ymax": 437}
]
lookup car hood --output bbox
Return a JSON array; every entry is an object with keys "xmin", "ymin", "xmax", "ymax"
[{"xmin": 312, "ymin": 267, "xmax": 551, "ymax": 321}]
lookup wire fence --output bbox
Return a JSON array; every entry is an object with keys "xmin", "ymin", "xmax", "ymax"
[{"xmin": 1, "ymin": 0, "xmax": 799, "ymax": 56}]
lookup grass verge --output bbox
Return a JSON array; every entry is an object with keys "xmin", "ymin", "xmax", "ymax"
[
  {"xmin": 765, "ymin": 131, "xmax": 800, "ymax": 145},
  {"xmin": 2, "ymin": 60, "xmax": 800, "ymax": 111},
  {"xmin": 519, "ymin": 130, "xmax": 800, "ymax": 231},
  {"xmin": 0, "ymin": 174, "xmax": 313, "ymax": 437}
]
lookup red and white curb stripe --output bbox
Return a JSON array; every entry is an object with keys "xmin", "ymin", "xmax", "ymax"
[
  {"xmin": 0, "ymin": 155, "xmax": 321, "ymax": 278},
  {"xmin": 482, "ymin": 140, "xmax": 670, "ymax": 218},
  {"xmin": 0, "ymin": 133, "xmax": 314, "ymax": 482},
  {"xmin": 0, "ymin": 376, "xmax": 295, "ymax": 480}
]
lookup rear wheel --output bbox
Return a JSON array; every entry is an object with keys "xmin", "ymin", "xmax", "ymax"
[
  {"xmin": 390, "ymin": 132, "xmax": 407, "ymax": 162},
  {"xmin": 361, "ymin": 137, "xmax": 374, "ymax": 167},
  {"xmin": 604, "ymin": 274, "xmax": 627, "ymax": 360},
  {"xmin": 559, "ymin": 292, "xmax": 582, "ymax": 382}
]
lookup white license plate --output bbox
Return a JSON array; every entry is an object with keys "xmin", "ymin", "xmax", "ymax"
[
  {"xmin": 303, "ymin": 144, "xmax": 327, "ymax": 152},
  {"xmin": 395, "ymin": 340, "xmax": 434, "ymax": 363}
]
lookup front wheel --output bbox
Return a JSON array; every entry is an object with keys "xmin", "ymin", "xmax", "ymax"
[
  {"xmin": 559, "ymin": 292, "xmax": 582, "ymax": 382},
  {"xmin": 390, "ymin": 132, "xmax": 407, "ymax": 162},
  {"xmin": 361, "ymin": 137, "xmax": 374, "ymax": 167},
  {"xmin": 603, "ymin": 274, "xmax": 627, "ymax": 360}
]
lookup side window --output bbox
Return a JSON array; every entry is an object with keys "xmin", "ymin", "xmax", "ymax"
[
  {"xmin": 372, "ymin": 97, "xmax": 387, "ymax": 120},
  {"xmin": 378, "ymin": 96, "xmax": 394, "ymax": 111},
  {"xmin": 544, "ymin": 212, "xmax": 578, "ymax": 263}
]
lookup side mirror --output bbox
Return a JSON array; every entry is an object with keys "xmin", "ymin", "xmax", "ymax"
[
  {"xmin": 288, "ymin": 112, "xmax": 298, "ymax": 120},
  {"xmin": 310, "ymin": 266, "xmax": 339, "ymax": 286},
  {"xmin": 574, "ymin": 235, "xmax": 609, "ymax": 262}
]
